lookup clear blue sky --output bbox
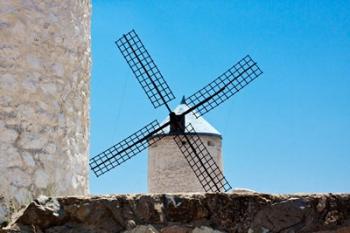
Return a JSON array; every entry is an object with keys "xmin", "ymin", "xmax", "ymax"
[{"xmin": 90, "ymin": 0, "xmax": 350, "ymax": 194}]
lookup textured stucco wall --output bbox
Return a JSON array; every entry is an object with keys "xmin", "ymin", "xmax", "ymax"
[
  {"xmin": 148, "ymin": 135, "xmax": 223, "ymax": 193},
  {"xmin": 0, "ymin": 0, "xmax": 91, "ymax": 223}
]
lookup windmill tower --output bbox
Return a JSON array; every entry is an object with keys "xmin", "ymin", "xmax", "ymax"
[
  {"xmin": 0, "ymin": 0, "xmax": 90, "ymax": 223},
  {"xmin": 148, "ymin": 97, "xmax": 223, "ymax": 193}
]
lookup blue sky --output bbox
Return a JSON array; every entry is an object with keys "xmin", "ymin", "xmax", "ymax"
[{"xmin": 90, "ymin": 1, "xmax": 350, "ymax": 194}]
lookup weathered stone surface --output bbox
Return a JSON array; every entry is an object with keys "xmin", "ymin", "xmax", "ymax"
[
  {"xmin": 192, "ymin": 226, "xmax": 224, "ymax": 233},
  {"xmin": 0, "ymin": 0, "xmax": 91, "ymax": 225},
  {"xmin": 16, "ymin": 196, "xmax": 64, "ymax": 229},
  {"xmin": 1, "ymin": 193, "xmax": 350, "ymax": 233},
  {"xmin": 0, "ymin": 197, "xmax": 8, "ymax": 227},
  {"xmin": 123, "ymin": 225, "xmax": 159, "ymax": 233},
  {"xmin": 161, "ymin": 225, "xmax": 192, "ymax": 233}
]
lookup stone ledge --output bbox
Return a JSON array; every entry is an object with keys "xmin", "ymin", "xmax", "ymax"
[{"xmin": 1, "ymin": 193, "xmax": 350, "ymax": 233}]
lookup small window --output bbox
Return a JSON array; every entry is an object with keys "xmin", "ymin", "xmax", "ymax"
[{"xmin": 207, "ymin": 140, "xmax": 215, "ymax": 146}]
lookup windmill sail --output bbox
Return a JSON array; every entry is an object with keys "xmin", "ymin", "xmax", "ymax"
[
  {"xmin": 116, "ymin": 30, "xmax": 175, "ymax": 110},
  {"xmin": 185, "ymin": 55, "xmax": 263, "ymax": 117},
  {"xmin": 90, "ymin": 120, "xmax": 165, "ymax": 177},
  {"xmin": 173, "ymin": 123, "xmax": 232, "ymax": 192}
]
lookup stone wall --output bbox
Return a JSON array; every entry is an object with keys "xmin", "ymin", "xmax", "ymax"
[
  {"xmin": 148, "ymin": 135, "xmax": 223, "ymax": 193},
  {"xmin": 1, "ymin": 192, "xmax": 350, "ymax": 233},
  {"xmin": 0, "ymin": 0, "xmax": 91, "ymax": 223}
]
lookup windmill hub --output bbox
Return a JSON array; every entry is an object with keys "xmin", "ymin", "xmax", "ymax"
[
  {"xmin": 169, "ymin": 112, "xmax": 185, "ymax": 134},
  {"xmin": 168, "ymin": 96, "xmax": 187, "ymax": 133}
]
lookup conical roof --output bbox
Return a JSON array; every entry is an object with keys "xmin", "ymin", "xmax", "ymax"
[{"xmin": 159, "ymin": 97, "xmax": 221, "ymax": 137}]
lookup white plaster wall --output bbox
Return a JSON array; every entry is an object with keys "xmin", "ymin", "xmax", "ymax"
[
  {"xmin": 0, "ymin": 0, "xmax": 91, "ymax": 223},
  {"xmin": 148, "ymin": 135, "xmax": 223, "ymax": 193}
]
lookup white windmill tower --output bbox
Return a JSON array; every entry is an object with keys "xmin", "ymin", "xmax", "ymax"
[
  {"xmin": 0, "ymin": 1, "xmax": 90, "ymax": 224},
  {"xmin": 148, "ymin": 97, "xmax": 223, "ymax": 193}
]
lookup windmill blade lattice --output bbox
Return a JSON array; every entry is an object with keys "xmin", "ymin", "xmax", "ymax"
[
  {"xmin": 186, "ymin": 55, "xmax": 263, "ymax": 117},
  {"xmin": 116, "ymin": 30, "xmax": 175, "ymax": 109},
  {"xmin": 90, "ymin": 120, "xmax": 165, "ymax": 177},
  {"xmin": 173, "ymin": 123, "xmax": 232, "ymax": 192}
]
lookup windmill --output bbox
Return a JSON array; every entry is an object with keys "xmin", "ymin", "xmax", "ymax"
[{"xmin": 90, "ymin": 30, "xmax": 263, "ymax": 192}]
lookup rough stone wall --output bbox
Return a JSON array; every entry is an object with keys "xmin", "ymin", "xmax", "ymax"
[
  {"xmin": 1, "ymin": 193, "xmax": 350, "ymax": 233},
  {"xmin": 0, "ymin": 0, "xmax": 91, "ymax": 223},
  {"xmin": 148, "ymin": 135, "xmax": 223, "ymax": 193}
]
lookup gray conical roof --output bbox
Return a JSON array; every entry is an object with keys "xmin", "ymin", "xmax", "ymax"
[{"xmin": 159, "ymin": 98, "xmax": 221, "ymax": 137}]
